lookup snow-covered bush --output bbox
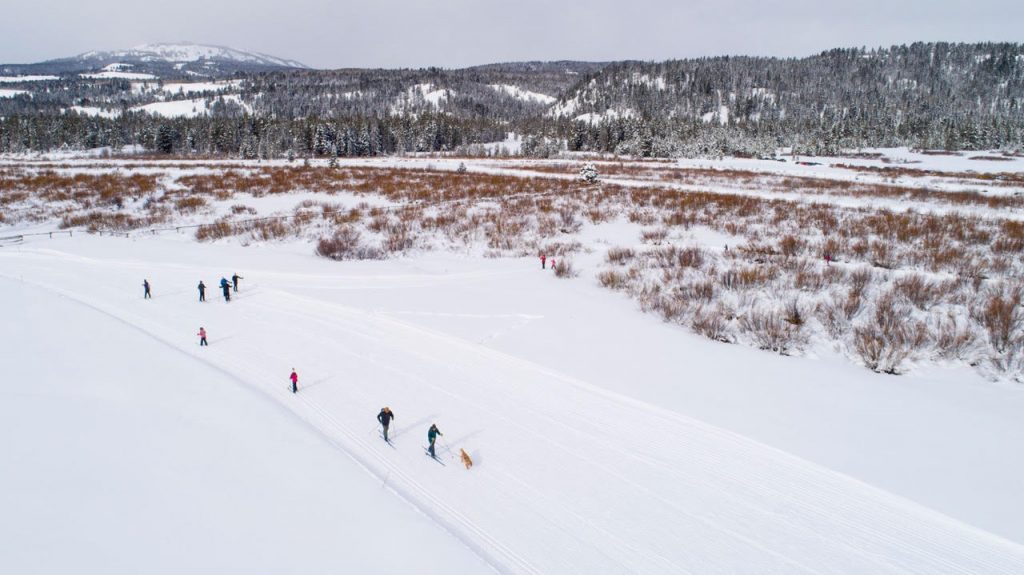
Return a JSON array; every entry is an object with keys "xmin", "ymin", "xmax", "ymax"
[
  {"xmin": 740, "ymin": 309, "xmax": 807, "ymax": 356},
  {"xmin": 579, "ymin": 163, "xmax": 599, "ymax": 184},
  {"xmin": 852, "ymin": 292, "xmax": 928, "ymax": 374},
  {"xmin": 691, "ymin": 304, "xmax": 733, "ymax": 343}
]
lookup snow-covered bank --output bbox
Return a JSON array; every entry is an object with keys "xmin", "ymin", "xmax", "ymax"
[
  {"xmin": 0, "ymin": 275, "xmax": 491, "ymax": 574},
  {"xmin": 2, "ymin": 234, "xmax": 1023, "ymax": 573}
]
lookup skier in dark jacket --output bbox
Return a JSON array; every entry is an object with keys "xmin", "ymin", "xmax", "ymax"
[
  {"xmin": 197, "ymin": 281, "xmax": 206, "ymax": 302},
  {"xmin": 377, "ymin": 407, "xmax": 395, "ymax": 442},
  {"xmin": 220, "ymin": 278, "xmax": 231, "ymax": 302},
  {"xmin": 143, "ymin": 279, "xmax": 151, "ymax": 299},
  {"xmin": 231, "ymin": 273, "xmax": 243, "ymax": 292},
  {"xmin": 427, "ymin": 424, "xmax": 443, "ymax": 457}
]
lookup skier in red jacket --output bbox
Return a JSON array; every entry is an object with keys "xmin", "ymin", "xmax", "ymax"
[
  {"xmin": 540, "ymin": 254, "xmax": 547, "ymax": 269},
  {"xmin": 197, "ymin": 327, "xmax": 207, "ymax": 347},
  {"xmin": 289, "ymin": 369, "xmax": 298, "ymax": 393}
]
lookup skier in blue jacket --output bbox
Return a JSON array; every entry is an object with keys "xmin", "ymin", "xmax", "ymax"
[{"xmin": 219, "ymin": 277, "xmax": 231, "ymax": 302}]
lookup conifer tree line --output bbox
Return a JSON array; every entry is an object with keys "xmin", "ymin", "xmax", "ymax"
[{"xmin": 0, "ymin": 42, "xmax": 1020, "ymax": 157}]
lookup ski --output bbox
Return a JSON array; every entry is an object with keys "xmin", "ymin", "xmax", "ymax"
[
  {"xmin": 424, "ymin": 448, "xmax": 446, "ymax": 465},
  {"xmin": 378, "ymin": 432, "xmax": 396, "ymax": 448}
]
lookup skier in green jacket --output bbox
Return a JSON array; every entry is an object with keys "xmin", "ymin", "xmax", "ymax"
[{"xmin": 427, "ymin": 424, "xmax": 443, "ymax": 458}]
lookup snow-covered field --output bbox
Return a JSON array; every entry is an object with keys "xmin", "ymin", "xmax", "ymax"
[
  {"xmin": 0, "ymin": 75, "xmax": 59, "ymax": 83},
  {"xmin": 2, "ymin": 151, "xmax": 1024, "ymax": 573}
]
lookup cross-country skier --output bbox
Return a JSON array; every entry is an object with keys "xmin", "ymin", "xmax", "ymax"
[
  {"xmin": 289, "ymin": 369, "xmax": 298, "ymax": 393},
  {"xmin": 231, "ymin": 273, "xmax": 243, "ymax": 292},
  {"xmin": 377, "ymin": 407, "xmax": 395, "ymax": 442},
  {"xmin": 549, "ymin": 258, "xmax": 556, "ymax": 271},
  {"xmin": 197, "ymin": 327, "xmax": 208, "ymax": 347},
  {"xmin": 220, "ymin": 278, "xmax": 231, "ymax": 302},
  {"xmin": 427, "ymin": 423, "xmax": 443, "ymax": 458},
  {"xmin": 540, "ymin": 254, "xmax": 547, "ymax": 269},
  {"xmin": 197, "ymin": 281, "xmax": 206, "ymax": 302},
  {"xmin": 143, "ymin": 279, "xmax": 151, "ymax": 299}
]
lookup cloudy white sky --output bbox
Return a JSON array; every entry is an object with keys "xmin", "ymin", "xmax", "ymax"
[{"xmin": 3, "ymin": 0, "xmax": 1022, "ymax": 68}]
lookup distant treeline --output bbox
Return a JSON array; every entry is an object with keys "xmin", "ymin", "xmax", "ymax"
[{"xmin": 0, "ymin": 42, "xmax": 1020, "ymax": 157}]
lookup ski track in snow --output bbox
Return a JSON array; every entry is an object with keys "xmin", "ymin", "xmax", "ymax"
[{"xmin": 3, "ymin": 246, "xmax": 1024, "ymax": 574}]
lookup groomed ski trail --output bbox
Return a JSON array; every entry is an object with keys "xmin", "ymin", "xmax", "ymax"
[{"xmin": 3, "ymin": 246, "xmax": 1024, "ymax": 574}]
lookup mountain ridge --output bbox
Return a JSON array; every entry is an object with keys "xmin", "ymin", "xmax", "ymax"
[{"xmin": 1, "ymin": 42, "xmax": 308, "ymax": 77}]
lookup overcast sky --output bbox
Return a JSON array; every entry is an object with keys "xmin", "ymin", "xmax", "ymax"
[{"xmin": 3, "ymin": 0, "xmax": 1022, "ymax": 68}]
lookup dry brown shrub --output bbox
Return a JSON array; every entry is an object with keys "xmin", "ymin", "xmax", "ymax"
[
  {"xmin": 230, "ymin": 204, "xmax": 258, "ymax": 215},
  {"xmin": 650, "ymin": 292, "xmax": 688, "ymax": 322},
  {"xmin": 195, "ymin": 220, "xmax": 235, "ymax": 241},
  {"xmin": 849, "ymin": 267, "xmax": 874, "ymax": 296},
  {"xmin": 691, "ymin": 305, "xmax": 733, "ymax": 343},
  {"xmin": 384, "ymin": 222, "xmax": 416, "ymax": 253},
  {"xmin": 842, "ymin": 289, "xmax": 864, "ymax": 320},
  {"xmin": 869, "ymin": 241, "xmax": 896, "ymax": 269},
  {"xmin": 653, "ymin": 245, "xmax": 705, "ymax": 269},
  {"xmin": 606, "ymin": 247, "xmax": 636, "ymax": 265},
  {"xmin": 315, "ymin": 226, "xmax": 382, "ymax": 260},
  {"xmin": 893, "ymin": 274, "xmax": 942, "ymax": 310},
  {"xmin": 931, "ymin": 312, "xmax": 979, "ymax": 363},
  {"xmin": 783, "ymin": 298, "xmax": 807, "ymax": 327},
  {"xmin": 558, "ymin": 206, "xmax": 582, "ymax": 233},
  {"xmin": 821, "ymin": 237, "xmax": 844, "ymax": 261},
  {"xmin": 720, "ymin": 265, "xmax": 777, "ymax": 290},
  {"xmin": 993, "ymin": 221, "xmax": 1024, "ymax": 255},
  {"xmin": 541, "ymin": 241, "xmax": 583, "ymax": 257},
  {"xmin": 536, "ymin": 215, "xmax": 558, "ymax": 237},
  {"xmin": 778, "ymin": 234, "xmax": 804, "ymax": 258},
  {"xmin": 553, "ymin": 259, "xmax": 577, "ymax": 278},
  {"xmin": 850, "ymin": 239, "xmax": 869, "ymax": 259},
  {"xmin": 640, "ymin": 228, "xmax": 668, "ymax": 244},
  {"xmin": 740, "ymin": 309, "xmax": 807, "ymax": 355},
  {"xmin": 972, "ymin": 287, "xmax": 1023, "ymax": 354},
  {"xmin": 794, "ymin": 267, "xmax": 826, "ymax": 291},
  {"xmin": 60, "ymin": 211, "xmax": 154, "ymax": 232},
  {"xmin": 367, "ymin": 213, "xmax": 390, "ymax": 233},
  {"xmin": 586, "ymin": 207, "xmax": 613, "ymax": 224},
  {"xmin": 677, "ymin": 279, "xmax": 716, "ymax": 303},
  {"xmin": 816, "ymin": 296, "xmax": 850, "ymax": 339},
  {"xmin": 597, "ymin": 269, "xmax": 629, "ymax": 290},
  {"xmin": 249, "ymin": 219, "xmax": 291, "ymax": 241},
  {"xmin": 852, "ymin": 291, "xmax": 928, "ymax": 373},
  {"xmin": 628, "ymin": 209, "xmax": 657, "ymax": 225}
]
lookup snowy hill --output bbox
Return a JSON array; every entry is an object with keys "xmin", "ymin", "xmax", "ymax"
[
  {"xmin": 0, "ymin": 42, "xmax": 306, "ymax": 79},
  {"xmin": 77, "ymin": 43, "xmax": 308, "ymax": 69}
]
